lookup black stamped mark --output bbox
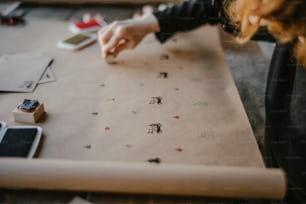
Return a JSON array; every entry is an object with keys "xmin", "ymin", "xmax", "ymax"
[
  {"xmin": 149, "ymin": 96, "xmax": 163, "ymax": 105},
  {"xmin": 147, "ymin": 158, "xmax": 161, "ymax": 164},
  {"xmin": 158, "ymin": 72, "xmax": 168, "ymax": 78},
  {"xmin": 148, "ymin": 123, "xmax": 162, "ymax": 134},
  {"xmin": 160, "ymin": 54, "xmax": 170, "ymax": 60}
]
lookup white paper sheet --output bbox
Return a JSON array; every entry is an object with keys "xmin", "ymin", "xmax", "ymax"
[{"xmin": 0, "ymin": 52, "xmax": 52, "ymax": 92}]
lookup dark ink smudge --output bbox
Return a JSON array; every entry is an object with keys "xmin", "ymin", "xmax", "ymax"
[
  {"xmin": 147, "ymin": 158, "xmax": 161, "ymax": 164},
  {"xmin": 160, "ymin": 54, "xmax": 169, "ymax": 60},
  {"xmin": 148, "ymin": 123, "xmax": 162, "ymax": 134},
  {"xmin": 85, "ymin": 145, "xmax": 92, "ymax": 149},
  {"xmin": 158, "ymin": 72, "xmax": 168, "ymax": 78}
]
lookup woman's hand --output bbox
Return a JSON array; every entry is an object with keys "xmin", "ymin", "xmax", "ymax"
[{"xmin": 98, "ymin": 13, "xmax": 160, "ymax": 59}]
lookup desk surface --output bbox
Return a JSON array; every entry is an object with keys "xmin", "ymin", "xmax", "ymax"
[{"xmin": 0, "ymin": 18, "xmax": 263, "ymax": 165}]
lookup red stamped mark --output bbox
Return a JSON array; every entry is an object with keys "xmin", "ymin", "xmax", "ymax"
[
  {"xmin": 105, "ymin": 127, "xmax": 111, "ymax": 131},
  {"xmin": 107, "ymin": 98, "xmax": 116, "ymax": 102},
  {"xmin": 173, "ymin": 115, "xmax": 180, "ymax": 119},
  {"xmin": 176, "ymin": 147, "xmax": 183, "ymax": 152}
]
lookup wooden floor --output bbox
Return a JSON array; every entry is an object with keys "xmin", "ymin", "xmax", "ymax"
[{"xmin": 0, "ymin": 2, "xmax": 274, "ymax": 204}]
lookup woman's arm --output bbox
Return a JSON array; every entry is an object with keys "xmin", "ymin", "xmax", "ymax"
[
  {"xmin": 98, "ymin": 0, "xmax": 224, "ymax": 58},
  {"xmin": 154, "ymin": 0, "xmax": 221, "ymax": 42},
  {"xmin": 98, "ymin": 0, "xmax": 276, "ymax": 59}
]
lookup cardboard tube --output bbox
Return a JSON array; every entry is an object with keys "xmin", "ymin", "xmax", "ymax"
[{"xmin": 0, "ymin": 158, "xmax": 286, "ymax": 200}]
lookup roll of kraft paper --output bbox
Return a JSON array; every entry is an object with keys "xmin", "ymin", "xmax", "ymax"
[{"xmin": 0, "ymin": 159, "xmax": 286, "ymax": 200}]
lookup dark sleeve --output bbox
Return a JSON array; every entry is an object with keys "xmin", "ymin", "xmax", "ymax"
[
  {"xmin": 251, "ymin": 27, "xmax": 276, "ymax": 42},
  {"xmin": 153, "ymin": 0, "xmax": 276, "ymax": 43},
  {"xmin": 153, "ymin": 0, "xmax": 221, "ymax": 42}
]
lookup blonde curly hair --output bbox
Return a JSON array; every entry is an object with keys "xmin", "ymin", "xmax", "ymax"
[{"xmin": 227, "ymin": 0, "xmax": 306, "ymax": 66}]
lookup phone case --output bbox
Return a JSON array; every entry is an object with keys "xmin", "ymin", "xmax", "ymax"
[
  {"xmin": 57, "ymin": 34, "xmax": 97, "ymax": 51},
  {"xmin": 0, "ymin": 121, "xmax": 42, "ymax": 158}
]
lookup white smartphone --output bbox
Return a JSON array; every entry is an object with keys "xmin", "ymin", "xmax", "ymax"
[
  {"xmin": 57, "ymin": 33, "xmax": 97, "ymax": 51},
  {"xmin": 0, "ymin": 122, "xmax": 42, "ymax": 158}
]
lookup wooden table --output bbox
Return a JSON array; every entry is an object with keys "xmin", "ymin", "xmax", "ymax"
[{"xmin": 0, "ymin": 3, "xmax": 278, "ymax": 204}]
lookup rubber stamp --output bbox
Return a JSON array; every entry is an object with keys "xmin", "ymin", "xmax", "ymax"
[
  {"xmin": 106, "ymin": 55, "xmax": 116, "ymax": 64},
  {"xmin": 13, "ymin": 99, "xmax": 45, "ymax": 123}
]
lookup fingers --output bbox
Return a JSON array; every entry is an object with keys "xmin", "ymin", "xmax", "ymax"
[
  {"xmin": 103, "ymin": 29, "xmax": 127, "ymax": 57},
  {"xmin": 98, "ymin": 23, "xmax": 116, "ymax": 54},
  {"xmin": 98, "ymin": 22, "xmax": 131, "ymax": 58},
  {"xmin": 111, "ymin": 39, "xmax": 132, "ymax": 58},
  {"xmin": 98, "ymin": 26, "xmax": 117, "ymax": 57},
  {"xmin": 99, "ymin": 26, "xmax": 114, "ymax": 48},
  {"xmin": 98, "ymin": 16, "xmax": 156, "ymax": 59}
]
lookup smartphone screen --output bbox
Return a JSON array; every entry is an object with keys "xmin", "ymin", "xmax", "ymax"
[
  {"xmin": 0, "ymin": 128, "xmax": 39, "ymax": 157},
  {"xmin": 64, "ymin": 34, "xmax": 91, "ymax": 45}
]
